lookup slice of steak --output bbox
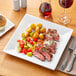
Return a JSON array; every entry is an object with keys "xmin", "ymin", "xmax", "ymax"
[
  {"xmin": 49, "ymin": 47, "xmax": 56, "ymax": 54},
  {"xmin": 33, "ymin": 50, "xmax": 45, "ymax": 61},
  {"xmin": 48, "ymin": 29, "xmax": 57, "ymax": 33},
  {"xmin": 44, "ymin": 41, "xmax": 57, "ymax": 49},
  {"xmin": 40, "ymin": 51, "xmax": 51, "ymax": 61},
  {"xmin": 46, "ymin": 29, "xmax": 59, "ymax": 41},
  {"xmin": 52, "ymin": 41, "xmax": 57, "ymax": 49},
  {"xmin": 48, "ymin": 51, "xmax": 53, "ymax": 57},
  {"xmin": 44, "ymin": 44, "xmax": 56, "ymax": 54},
  {"xmin": 38, "ymin": 48, "xmax": 53, "ymax": 61},
  {"xmin": 35, "ymin": 42, "xmax": 53, "ymax": 61},
  {"xmin": 39, "ymin": 49, "xmax": 51, "ymax": 61},
  {"xmin": 43, "ymin": 48, "xmax": 53, "ymax": 57},
  {"xmin": 53, "ymin": 33, "xmax": 59, "ymax": 41},
  {"xmin": 45, "ymin": 34, "xmax": 53, "ymax": 41},
  {"xmin": 43, "ymin": 40, "xmax": 56, "ymax": 54}
]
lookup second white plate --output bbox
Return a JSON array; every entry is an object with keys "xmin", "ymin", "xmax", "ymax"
[{"xmin": 0, "ymin": 17, "xmax": 15, "ymax": 37}]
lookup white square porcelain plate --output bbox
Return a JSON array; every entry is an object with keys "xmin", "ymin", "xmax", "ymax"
[
  {"xmin": 3, "ymin": 14, "xmax": 73, "ymax": 70},
  {"xmin": 0, "ymin": 18, "xmax": 15, "ymax": 37}
]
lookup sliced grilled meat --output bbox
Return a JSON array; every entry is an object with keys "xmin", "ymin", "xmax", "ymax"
[
  {"xmin": 33, "ymin": 50, "xmax": 45, "ymax": 61},
  {"xmin": 46, "ymin": 29, "xmax": 59, "ymax": 41},
  {"xmin": 52, "ymin": 41, "xmax": 57, "ymax": 49},
  {"xmin": 44, "ymin": 44, "xmax": 56, "ymax": 54},
  {"xmin": 40, "ymin": 51, "xmax": 51, "ymax": 61},
  {"xmin": 43, "ymin": 48, "xmax": 53, "ymax": 58},
  {"xmin": 38, "ymin": 49, "xmax": 51, "ymax": 61},
  {"xmin": 47, "ymin": 29, "xmax": 57, "ymax": 33},
  {"xmin": 44, "ymin": 41, "xmax": 57, "ymax": 49},
  {"xmin": 53, "ymin": 33, "xmax": 59, "ymax": 41},
  {"xmin": 48, "ymin": 51, "xmax": 53, "ymax": 57},
  {"xmin": 33, "ymin": 29, "xmax": 59, "ymax": 61},
  {"xmin": 45, "ymin": 34, "xmax": 53, "ymax": 41},
  {"xmin": 38, "ymin": 47, "xmax": 53, "ymax": 61}
]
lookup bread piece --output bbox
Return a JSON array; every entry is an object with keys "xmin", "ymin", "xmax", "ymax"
[
  {"xmin": 0, "ymin": 15, "xmax": 6, "ymax": 30},
  {"xmin": 0, "ymin": 26, "xmax": 5, "ymax": 31}
]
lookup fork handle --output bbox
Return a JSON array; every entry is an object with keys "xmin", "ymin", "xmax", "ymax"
[
  {"xmin": 66, "ymin": 55, "xmax": 76, "ymax": 72},
  {"xmin": 60, "ymin": 51, "xmax": 70, "ymax": 70}
]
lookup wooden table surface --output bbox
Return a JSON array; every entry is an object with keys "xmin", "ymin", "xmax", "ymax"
[{"xmin": 0, "ymin": 0, "xmax": 76, "ymax": 76}]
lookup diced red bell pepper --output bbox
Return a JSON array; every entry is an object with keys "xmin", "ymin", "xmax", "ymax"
[
  {"xmin": 27, "ymin": 48, "xmax": 32, "ymax": 52},
  {"xmin": 33, "ymin": 38, "xmax": 38, "ymax": 42},
  {"xmin": 26, "ymin": 37, "xmax": 31, "ymax": 42},
  {"xmin": 30, "ymin": 41, "xmax": 33, "ymax": 45},
  {"xmin": 23, "ymin": 49, "xmax": 27, "ymax": 54},
  {"xmin": 19, "ymin": 40, "xmax": 25, "ymax": 48}
]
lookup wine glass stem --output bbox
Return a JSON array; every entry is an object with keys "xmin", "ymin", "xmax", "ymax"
[
  {"xmin": 64, "ymin": 8, "xmax": 66, "ymax": 14},
  {"xmin": 63, "ymin": 8, "xmax": 67, "ymax": 20}
]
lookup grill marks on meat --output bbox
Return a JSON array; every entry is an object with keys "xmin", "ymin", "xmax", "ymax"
[
  {"xmin": 33, "ymin": 50, "xmax": 45, "ymax": 61},
  {"xmin": 44, "ymin": 41, "xmax": 57, "ymax": 49},
  {"xmin": 43, "ymin": 40, "xmax": 57, "ymax": 54},
  {"xmin": 53, "ymin": 34, "xmax": 59, "ymax": 41},
  {"xmin": 39, "ymin": 48, "xmax": 52, "ymax": 61},
  {"xmin": 44, "ymin": 44, "xmax": 56, "ymax": 54},
  {"xmin": 33, "ymin": 43, "xmax": 53, "ymax": 61},
  {"xmin": 47, "ymin": 29, "xmax": 59, "ymax": 41},
  {"xmin": 33, "ymin": 29, "xmax": 59, "ymax": 61},
  {"xmin": 45, "ymin": 34, "xmax": 53, "ymax": 41},
  {"xmin": 40, "ymin": 51, "xmax": 51, "ymax": 61},
  {"xmin": 52, "ymin": 41, "xmax": 57, "ymax": 49},
  {"xmin": 48, "ymin": 29, "xmax": 57, "ymax": 33},
  {"xmin": 44, "ymin": 29, "xmax": 59, "ymax": 54}
]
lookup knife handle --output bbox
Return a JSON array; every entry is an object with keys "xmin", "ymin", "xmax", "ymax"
[
  {"xmin": 66, "ymin": 55, "xmax": 76, "ymax": 72},
  {"xmin": 60, "ymin": 51, "xmax": 71, "ymax": 70}
]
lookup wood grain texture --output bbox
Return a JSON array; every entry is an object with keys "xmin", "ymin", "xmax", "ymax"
[{"xmin": 0, "ymin": 0, "xmax": 76, "ymax": 76}]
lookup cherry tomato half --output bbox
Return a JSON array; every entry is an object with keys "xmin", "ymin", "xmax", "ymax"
[
  {"xmin": 27, "ymin": 48, "xmax": 32, "ymax": 52},
  {"xmin": 23, "ymin": 49, "xmax": 27, "ymax": 54},
  {"xmin": 30, "ymin": 41, "xmax": 33, "ymax": 45},
  {"xmin": 33, "ymin": 38, "xmax": 38, "ymax": 42},
  {"xmin": 19, "ymin": 40, "xmax": 25, "ymax": 48}
]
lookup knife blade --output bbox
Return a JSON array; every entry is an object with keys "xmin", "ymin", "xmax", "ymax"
[
  {"xmin": 60, "ymin": 37, "xmax": 76, "ymax": 70},
  {"xmin": 66, "ymin": 53, "xmax": 76, "ymax": 72}
]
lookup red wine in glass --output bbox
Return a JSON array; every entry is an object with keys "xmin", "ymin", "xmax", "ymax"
[
  {"xmin": 39, "ymin": 2, "xmax": 52, "ymax": 17},
  {"xmin": 58, "ymin": 0, "xmax": 73, "ymax": 24},
  {"xmin": 59, "ymin": 0, "xmax": 73, "ymax": 8}
]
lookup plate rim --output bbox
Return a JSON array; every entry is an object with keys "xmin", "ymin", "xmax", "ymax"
[
  {"xmin": 0, "ymin": 18, "xmax": 15, "ymax": 37},
  {"xmin": 3, "ymin": 14, "xmax": 73, "ymax": 70}
]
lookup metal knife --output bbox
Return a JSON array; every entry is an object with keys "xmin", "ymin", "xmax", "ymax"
[
  {"xmin": 66, "ymin": 53, "xmax": 76, "ymax": 72},
  {"xmin": 60, "ymin": 37, "xmax": 76, "ymax": 70}
]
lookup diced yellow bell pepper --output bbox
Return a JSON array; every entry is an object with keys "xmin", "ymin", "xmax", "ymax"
[
  {"xmin": 30, "ymin": 32, "xmax": 34, "ymax": 37},
  {"xmin": 30, "ymin": 47, "xmax": 34, "ymax": 51},
  {"xmin": 26, "ymin": 52, "xmax": 32, "ymax": 57}
]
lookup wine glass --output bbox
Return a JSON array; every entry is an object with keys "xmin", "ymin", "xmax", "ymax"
[
  {"xmin": 58, "ymin": 0, "xmax": 73, "ymax": 24},
  {"xmin": 39, "ymin": 0, "xmax": 52, "ymax": 19}
]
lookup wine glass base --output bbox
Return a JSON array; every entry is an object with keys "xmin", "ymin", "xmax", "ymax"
[{"xmin": 57, "ymin": 13, "xmax": 71, "ymax": 25}]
